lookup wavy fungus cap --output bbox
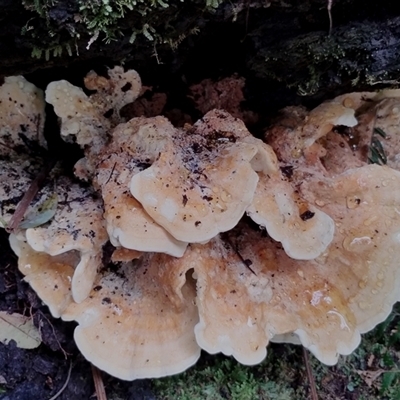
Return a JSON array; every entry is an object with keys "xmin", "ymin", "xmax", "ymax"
[
  {"xmin": 0, "ymin": 76, "xmax": 46, "ymax": 152},
  {"xmin": 23, "ymin": 178, "xmax": 108, "ymax": 303},
  {"xmin": 95, "ymin": 116, "xmax": 188, "ymax": 257},
  {"xmin": 129, "ymin": 111, "xmax": 261, "ymax": 243},
  {"xmin": 191, "ymin": 164, "xmax": 400, "ymax": 365},
  {"xmin": 14, "ymin": 241, "xmax": 200, "ymax": 380}
]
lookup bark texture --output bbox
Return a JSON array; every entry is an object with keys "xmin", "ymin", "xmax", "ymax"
[{"xmin": 0, "ymin": 0, "xmax": 400, "ymax": 99}]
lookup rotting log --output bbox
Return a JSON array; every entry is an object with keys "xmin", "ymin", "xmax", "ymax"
[{"xmin": 0, "ymin": 0, "xmax": 400, "ymax": 100}]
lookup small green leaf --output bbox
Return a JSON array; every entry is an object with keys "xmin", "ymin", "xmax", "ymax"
[
  {"xmin": 0, "ymin": 216, "xmax": 7, "ymax": 228},
  {"xmin": 374, "ymin": 127, "xmax": 387, "ymax": 138},
  {"xmin": 19, "ymin": 192, "xmax": 58, "ymax": 229},
  {"xmin": 369, "ymin": 137, "xmax": 387, "ymax": 165}
]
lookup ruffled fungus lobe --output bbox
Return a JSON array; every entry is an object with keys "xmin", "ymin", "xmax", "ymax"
[
  {"xmin": 45, "ymin": 80, "xmax": 107, "ymax": 153},
  {"xmin": 267, "ymin": 99, "xmax": 358, "ymax": 169},
  {"xmin": 37, "ymin": 251, "xmax": 200, "ymax": 380},
  {"xmin": 333, "ymin": 90, "xmax": 400, "ymax": 172},
  {"xmin": 95, "ymin": 116, "xmax": 187, "ymax": 257},
  {"xmin": 191, "ymin": 162, "xmax": 400, "ymax": 365},
  {"xmin": 182, "ymin": 237, "xmax": 273, "ymax": 365},
  {"xmin": 13, "ymin": 235, "xmax": 200, "ymax": 379},
  {"xmin": 0, "ymin": 76, "xmax": 46, "ymax": 151},
  {"xmin": 243, "ymin": 136, "xmax": 334, "ymax": 260},
  {"xmin": 129, "ymin": 111, "xmax": 261, "ymax": 243},
  {"xmin": 192, "ymin": 110, "xmax": 334, "ymax": 259},
  {"xmin": 46, "ymin": 66, "xmax": 142, "ymax": 176},
  {"xmin": 11, "ymin": 235, "xmax": 75, "ymax": 318},
  {"xmin": 84, "ymin": 66, "xmax": 141, "ymax": 126},
  {"xmin": 24, "ymin": 178, "xmax": 108, "ymax": 303},
  {"xmin": 1, "ymin": 171, "xmax": 107, "ymax": 304},
  {"xmin": 0, "ymin": 76, "xmax": 46, "ymax": 223},
  {"xmin": 301, "ymin": 100, "xmax": 358, "ymax": 148},
  {"xmin": 266, "ymin": 90, "xmax": 400, "ymax": 179}
]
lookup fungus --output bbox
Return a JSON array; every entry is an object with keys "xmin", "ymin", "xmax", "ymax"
[
  {"xmin": 269, "ymin": 90, "xmax": 400, "ymax": 177},
  {"xmin": 23, "ymin": 177, "xmax": 108, "ymax": 303},
  {"xmin": 45, "ymin": 79, "xmax": 107, "ymax": 154},
  {"xmin": 95, "ymin": 116, "xmax": 187, "ymax": 256},
  {"xmin": 10, "ymin": 235, "xmax": 75, "ymax": 318},
  {"xmin": 4, "ymin": 70, "xmax": 400, "ymax": 380},
  {"xmin": 0, "ymin": 170, "xmax": 107, "ymax": 304},
  {"xmin": 244, "ymin": 136, "xmax": 335, "ymax": 260},
  {"xmin": 45, "ymin": 70, "xmax": 187, "ymax": 257},
  {"xmin": 129, "ymin": 111, "xmax": 261, "ymax": 242},
  {"xmin": 84, "ymin": 66, "xmax": 141, "ymax": 126},
  {"xmin": 62, "ymin": 254, "xmax": 200, "ymax": 380},
  {"xmin": 16, "ymin": 243, "xmax": 201, "ymax": 380},
  {"xmin": 0, "ymin": 78, "xmax": 107, "ymax": 304},
  {"xmin": 0, "ymin": 76, "xmax": 46, "ymax": 225},
  {"xmin": 301, "ymin": 100, "xmax": 358, "ymax": 148},
  {"xmin": 267, "ymin": 99, "xmax": 358, "ymax": 169},
  {"xmin": 193, "ymin": 109, "xmax": 335, "ymax": 259},
  {"xmin": 334, "ymin": 91, "xmax": 400, "ymax": 171},
  {"xmin": 0, "ymin": 76, "xmax": 46, "ymax": 151},
  {"xmin": 0, "ymin": 76, "xmax": 46, "ymax": 228},
  {"xmin": 46, "ymin": 66, "xmax": 142, "ymax": 177},
  {"xmin": 191, "ymin": 236, "xmax": 272, "ymax": 365},
  {"xmin": 0, "ymin": 153, "xmax": 43, "ymax": 226},
  {"xmin": 111, "ymin": 247, "xmax": 142, "ymax": 263},
  {"xmin": 192, "ymin": 163, "xmax": 400, "ymax": 365}
]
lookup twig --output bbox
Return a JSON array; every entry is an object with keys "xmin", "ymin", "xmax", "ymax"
[
  {"xmin": 104, "ymin": 162, "xmax": 117, "ymax": 185},
  {"xmin": 92, "ymin": 364, "xmax": 107, "ymax": 400},
  {"xmin": 48, "ymin": 360, "xmax": 72, "ymax": 400},
  {"xmin": 327, "ymin": 0, "xmax": 333, "ymax": 35},
  {"xmin": 226, "ymin": 236, "xmax": 257, "ymax": 275},
  {"xmin": 303, "ymin": 347, "xmax": 318, "ymax": 400},
  {"xmin": 38, "ymin": 310, "xmax": 70, "ymax": 359},
  {"xmin": 6, "ymin": 159, "xmax": 56, "ymax": 233}
]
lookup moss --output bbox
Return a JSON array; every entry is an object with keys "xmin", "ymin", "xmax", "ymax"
[
  {"xmin": 151, "ymin": 304, "xmax": 400, "ymax": 400},
  {"xmin": 20, "ymin": 0, "xmax": 224, "ymax": 60},
  {"xmin": 153, "ymin": 355, "xmax": 300, "ymax": 400}
]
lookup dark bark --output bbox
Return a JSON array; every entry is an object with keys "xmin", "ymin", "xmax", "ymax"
[
  {"xmin": 0, "ymin": 0, "xmax": 400, "ymax": 100},
  {"xmin": 247, "ymin": 15, "xmax": 400, "ymax": 97}
]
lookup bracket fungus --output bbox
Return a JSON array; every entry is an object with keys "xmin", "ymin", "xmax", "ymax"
[
  {"xmin": 332, "ymin": 89, "xmax": 400, "ymax": 171},
  {"xmin": 189, "ymin": 161, "xmax": 400, "ymax": 365},
  {"xmin": 0, "ymin": 76, "xmax": 46, "ymax": 151},
  {"xmin": 95, "ymin": 116, "xmax": 188, "ymax": 257},
  {"xmin": 23, "ymin": 178, "xmax": 108, "ymax": 303},
  {"xmin": 14, "ymin": 238, "xmax": 201, "ymax": 380},
  {"xmin": 129, "ymin": 111, "xmax": 261, "ymax": 243},
  {"xmin": 46, "ymin": 66, "xmax": 142, "ymax": 177},
  {"xmin": 2, "ymin": 70, "xmax": 400, "ymax": 381},
  {"xmin": 62, "ymin": 254, "xmax": 200, "ymax": 380},
  {"xmin": 11, "ymin": 235, "xmax": 76, "ymax": 318},
  {"xmin": 193, "ymin": 110, "xmax": 335, "ymax": 259},
  {"xmin": 5, "ymin": 175, "xmax": 108, "ymax": 304},
  {"xmin": 83, "ymin": 67, "xmax": 141, "ymax": 127}
]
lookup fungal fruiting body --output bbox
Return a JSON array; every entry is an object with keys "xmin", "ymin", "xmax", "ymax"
[{"xmin": 1, "ymin": 71, "xmax": 400, "ymax": 380}]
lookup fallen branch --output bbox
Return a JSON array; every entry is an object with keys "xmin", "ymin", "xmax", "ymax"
[
  {"xmin": 92, "ymin": 364, "xmax": 107, "ymax": 400},
  {"xmin": 303, "ymin": 347, "xmax": 318, "ymax": 400}
]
